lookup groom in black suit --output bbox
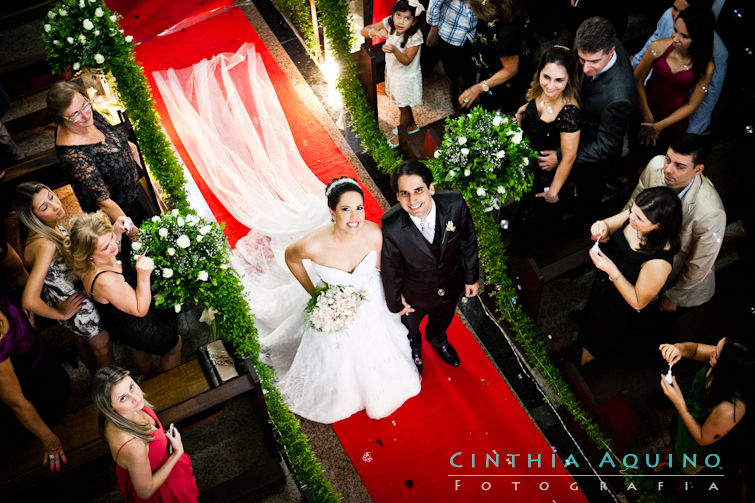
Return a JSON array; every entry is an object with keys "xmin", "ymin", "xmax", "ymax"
[{"xmin": 381, "ymin": 161, "xmax": 479, "ymax": 374}]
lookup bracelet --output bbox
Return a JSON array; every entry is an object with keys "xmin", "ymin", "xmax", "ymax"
[{"xmin": 609, "ymin": 273, "xmax": 622, "ymax": 282}]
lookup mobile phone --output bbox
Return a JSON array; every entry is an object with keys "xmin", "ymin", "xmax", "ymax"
[{"xmin": 167, "ymin": 423, "xmax": 175, "ymax": 454}]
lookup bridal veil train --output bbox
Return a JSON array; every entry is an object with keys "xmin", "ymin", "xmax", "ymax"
[{"xmin": 153, "ymin": 43, "xmax": 420, "ymax": 422}]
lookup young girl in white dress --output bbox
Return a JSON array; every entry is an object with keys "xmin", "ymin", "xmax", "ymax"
[{"xmin": 361, "ymin": 0, "xmax": 425, "ymax": 147}]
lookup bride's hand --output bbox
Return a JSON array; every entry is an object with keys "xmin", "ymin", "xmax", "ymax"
[{"xmin": 397, "ymin": 295, "xmax": 415, "ymax": 316}]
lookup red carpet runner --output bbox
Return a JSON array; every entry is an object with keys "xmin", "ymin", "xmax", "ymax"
[{"xmin": 106, "ymin": 1, "xmax": 589, "ymax": 500}]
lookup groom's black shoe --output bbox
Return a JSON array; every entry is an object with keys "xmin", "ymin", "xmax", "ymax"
[
  {"xmin": 412, "ymin": 349, "xmax": 424, "ymax": 375},
  {"xmin": 433, "ymin": 342, "xmax": 460, "ymax": 367}
]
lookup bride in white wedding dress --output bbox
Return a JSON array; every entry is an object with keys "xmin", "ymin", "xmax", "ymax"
[{"xmin": 268, "ymin": 177, "xmax": 421, "ymax": 423}]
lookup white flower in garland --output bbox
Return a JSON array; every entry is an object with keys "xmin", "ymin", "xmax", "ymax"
[
  {"xmin": 94, "ymin": 53, "xmax": 105, "ymax": 65},
  {"xmin": 44, "ymin": 24, "xmax": 51, "ymax": 32},
  {"xmin": 131, "ymin": 242, "xmax": 142, "ymax": 251},
  {"xmin": 167, "ymin": 247, "xmax": 175, "ymax": 256},
  {"xmin": 125, "ymin": 35, "xmax": 133, "ymax": 43},
  {"xmin": 496, "ymin": 150, "xmax": 505, "ymax": 159},
  {"xmin": 196, "ymin": 235, "xmax": 204, "ymax": 242},
  {"xmin": 59, "ymin": 8, "xmax": 68, "ymax": 16},
  {"xmin": 110, "ymin": 14, "xmax": 117, "ymax": 21},
  {"xmin": 197, "ymin": 271, "xmax": 209, "ymax": 281},
  {"xmin": 199, "ymin": 225, "xmax": 212, "ymax": 236},
  {"xmin": 78, "ymin": 34, "xmax": 86, "ymax": 43},
  {"xmin": 82, "ymin": 19, "xmax": 94, "ymax": 30},
  {"xmin": 464, "ymin": 168, "xmax": 471, "ymax": 177},
  {"xmin": 492, "ymin": 115, "xmax": 503, "ymax": 127},
  {"xmin": 66, "ymin": 36, "xmax": 74, "ymax": 44},
  {"xmin": 199, "ymin": 307, "xmax": 218, "ymax": 325},
  {"xmin": 95, "ymin": 7, "xmax": 104, "ymax": 17},
  {"xmin": 497, "ymin": 186, "xmax": 506, "ymax": 194},
  {"xmin": 48, "ymin": 11, "xmax": 56, "ymax": 19},
  {"xmin": 72, "ymin": 62, "xmax": 80, "ymax": 71},
  {"xmin": 220, "ymin": 264, "xmax": 229, "ymax": 270},
  {"xmin": 171, "ymin": 209, "xmax": 179, "ymax": 216},
  {"xmin": 158, "ymin": 228, "xmax": 168, "ymax": 238},
  {"xmin": 434, "ymin": 149, "xmax": 442, "ymax": 159},
  {"xmin": 476, "ymin": 187, "xmax": 486, "ymax": 196},
  {"xmin": 174, "ymin": 304, "xmax": 182, "ymax": 313},
  {"xmin": 457, "ymin": 136, "xmax": 467, "ymax": 145},
  {"xmin": 461, "ymin": 148, "xmax": 469, "ymax": 156},
  {"xmin": 151, "ymin": 216, "xmax": 160, "ymax": 222},
  {"xmin": 523, "ymin": 157, "xmax": 530, "ymax": 166},
  {"xmin": 162, "ymin": 268, "xmax": 174, "ymax": 279},
  {"xmin": 79, "ymin": 0, "xmax": 85, "ymax": 8},
  {"xmin": 177, "ymin": 216, "xmax": 185, "ymax": 227},
  {"xmin": 176, "ymin": 235, "xmax": 191, "ymax": 249},
  {"xmin": 52, "ymin": 40, "xmax": 60, "ymax": 46},
  {"xmin": 93, "ymin": 29, "xmax": 100, "ymax": 36}
]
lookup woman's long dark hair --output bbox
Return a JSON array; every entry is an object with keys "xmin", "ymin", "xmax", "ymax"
[
  {"xmin": 387, "ymin": 0, "xmax": 425, "ymax": 48},
  {"xmin": 677, "ymin": 6, "xmax": 715, "ymax": 85},
  {"xmin": 633, "ymin": 186, "xmax": 682, "ymax": 255},
  {"xmin": 704, "ymin": 336, "xmax": 755, "ymax": 415}
]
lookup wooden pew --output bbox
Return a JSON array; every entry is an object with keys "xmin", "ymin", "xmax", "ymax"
[{"xmin": 0, "ymin": 352, "xmax": 284, "ymax": 500}]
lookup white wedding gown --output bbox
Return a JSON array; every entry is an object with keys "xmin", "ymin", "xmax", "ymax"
[
  {"xmin": 263, "ymin": 251, "xmax": 420, "ymax": 423},
  {"xmin": 152, "ymin": 43, "xmax": 420, "ymax": 423}
]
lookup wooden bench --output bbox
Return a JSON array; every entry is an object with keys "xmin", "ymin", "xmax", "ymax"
[{"xmin": 0, "ymin": 351, "xmax": 284, "ymax": 500}]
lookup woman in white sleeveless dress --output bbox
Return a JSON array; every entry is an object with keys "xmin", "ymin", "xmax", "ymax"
[{"xmin": 265, "ymin": 177, "xmax": 421, "ymax": 423}]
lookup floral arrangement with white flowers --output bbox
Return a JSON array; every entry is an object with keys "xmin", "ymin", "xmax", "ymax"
[
  {"xmin": 305, "ymin": 283, "xmax": 366, "ymax": 333},
  {"xmin": 41, "ymin": 0, "xmax": 134, "ymax": 73},
  {"xmin": 427, "ymin": 106, "xmax": 537, "ymax": 212},
  {"xmin": 133, "ymin": 210, "xmax": 234, "ymax": 316}
]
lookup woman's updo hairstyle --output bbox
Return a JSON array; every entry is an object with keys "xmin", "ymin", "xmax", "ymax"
[
  {"xmin": 325, "ymin": 177, "xmax": 363, "ymax": 210},
  {"xmin": 47, "ymin": 80, "xmax": 88, "ymax": 124}
]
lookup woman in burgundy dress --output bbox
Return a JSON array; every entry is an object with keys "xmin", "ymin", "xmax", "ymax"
[
  {"xmin": 92, "ymin": 366, "xmax": 199, "ymax": 502},
  {"xmin": 632, "ymin": 6, "xmax": 715, "ymax": 162}
]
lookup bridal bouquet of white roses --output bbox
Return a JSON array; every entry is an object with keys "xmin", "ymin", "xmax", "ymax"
[
  {"xmin": 132, "ymin": 210, "xmax": 234, "ymax": 314},
  {"xmin": 305, "ymin": 283, "xmax": 366, "ymax": 333},
  {"xmin": 427, "ymin": 106, "xmax": 536, "ymax": 212}
]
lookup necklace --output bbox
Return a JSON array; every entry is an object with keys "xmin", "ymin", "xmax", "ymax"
[{"xmin": 539, "ymin": 96, "xmax": 561, "ymax": 116}]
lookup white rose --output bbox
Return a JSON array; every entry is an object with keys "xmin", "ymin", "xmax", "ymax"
[
  {"xmin": 220, "ymin": 264, "xmax": 229, "ymax": 270},
  {"xmin": 167, "ymin": 247, "xmax": 175, "ymax": 256},
  {"xmin": 497, "ymin": 186, "xmax": 506, "ymax": 194},
  {"xmin": 93, "ymin": 29, "xmax": 100, "ymax": 36},
  {"xmin": 512, "ymin": 132, "xmax": 522, "ymax": 145},
  {"xmin": 457, "ymin": 136, "xmax": 467, "ymax": 145},
  {"xmin": 492, "ymin": 116, "xmax": 502, "ymax": 127},
  {"xmin": 72, "ymin": 62, "xmax": 80, "ymax": 71},
  {"xmin": 48, "ymin": 11, "xmax": 56, "ymax": 19},
  {"xmin": 171, "ymin": 209, "xmax": 179, "ymax": 216},
  {"xmin": 66, "ymin": 36, "xmax": 74, "ymax": 44},
  {"xmin": 523, "ymin": 157, "xmax": 530, "ymax": 166},
  {"xmin": 461, "ymin": 148, "xmax": 469, "ymax": 156},
  {"xmin": 78, "ymin": 34, "xmax": 86, "ymax": 43},
  {"xmin": 197, "ymin": 271, "xmax": 209, "ymax": 281},
  {"xmin": 496, "ymin": 150, "xmax": 505, "ymax": 159},
  {"xmin": 53, "ymin": 40, "xmax": 60, "ymax": 46},
  {"xmin": 151, "ymin": 216, "xmax": 160, "ymax": 222},
  {"xmin": 158, "ymin": 228, "xmax": 168, "ymax": 238},
  {"xmin": 433, "ymin": 149, "xmax": 442, "ymax": 159},
  {"xmin": 174, "ymin": 304, "xmax": 182, "ymax": 313},
  {"xmin": 44, "ymin": 24, "xmax": 51, "ymax": 32},
  {"xmin": 196, "ymin": 235, "xmax": 204, "ymax": 242},
  {"xmin": 95, "ymin": 7, "xmax": 104, "ymax": 17},
  {"xmin": 199, "ymin": 307, "xmax": 218, "ymax": 324},
  {"xmin": 94, "ymin": 53, "xmax": 105, "ymax": 65},
  {"xmin": 110, "ymin": 15, "xmax": 117, "ymax": 21},
  {"xmin": 131, "ymin": 242, "xmax": 142, "ymax": 251},
  {"xmin": 476, "ymin": 187, "xmax": 486, "ymax": 196},
  {"xmin": 59, "ymin": 8, "xmax": 68, "ymax": 16},
  {"xmin": 83, "ymin": 19, "xmax": 94, "ymax": 30},
  {"xmin": 199, "ymin": 225, "xmax": 212, "ymax": 235},
  {"xmin": 125, "ymin": 35, "xmax": 133, "ymax": 43},
  {"xmin": 79, "ymin": 0, "xmax": 85, "ymax": 8},
  {"xmin": 162, "ymin": 268, "xmax": 173, "ymax": 278},
  {"xmin": 464, "ymin": 168, "xmax": 471, "ymax": 177},
  {"xmin": 176, "ymin": 235, "xmax": 191, "ymax": 248},
  {"xmin": 177, "ymin": 217, "xmax": 185, "ymax": 226}
]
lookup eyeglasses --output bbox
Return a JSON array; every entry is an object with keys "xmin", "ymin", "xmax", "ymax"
[{"xmin": 66, "ymin": 100, "xmax": 92, "ymax": 123}]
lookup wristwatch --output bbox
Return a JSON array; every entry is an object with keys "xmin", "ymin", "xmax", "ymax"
[{"xmin": 481, "ymin": 80, "xmax": 489, "ymax": 92}]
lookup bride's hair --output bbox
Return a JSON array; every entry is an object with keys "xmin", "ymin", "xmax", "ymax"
[{"xmin": 325, "ymin": 177, "xmax": 363, "ymax": 209}]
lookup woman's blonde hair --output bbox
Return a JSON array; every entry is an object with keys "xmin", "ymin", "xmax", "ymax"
[
  {"xmin": 46, "ymin": 80, "xmax": 88, "ymax": 124},
  {"xmin": 92, "ymin": 366, "xmax": 155, "ymax": 443},
  {"xmin": 69, "ymin": 211, "xmax": 113, "ymax": 278},
  {"xmin": 12, "ymin": 182, "xmax": 70, "ymax": 262}
]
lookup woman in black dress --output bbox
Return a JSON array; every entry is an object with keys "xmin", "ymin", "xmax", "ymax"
[
  {"xmin": 516, "ymin": 45, "xmax": 581, "ymax": 206},
  {"xmin": 459, "ymin": 0, "xmax": 531, "ymax": 114},
  {"xmin": 47, "ymin": 81, "xmax": 159, "ymax": 229},
  {"xmin": 579, "ymin": 187, "xmax": 682, "ymax": 365},
  {"xmin": 70, "ymin": 212, "xmax": 181, "ymax": 375}
]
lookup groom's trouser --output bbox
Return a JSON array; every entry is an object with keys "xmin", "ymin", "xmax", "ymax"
[{"xmin": 401, "ymin": 295, "xmax": 459, "ymax": 352}]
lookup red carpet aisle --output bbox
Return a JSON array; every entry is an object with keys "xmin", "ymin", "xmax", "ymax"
[{"xmin": 105, "ymin": 1, "xmax": 588, "ymax": 500}]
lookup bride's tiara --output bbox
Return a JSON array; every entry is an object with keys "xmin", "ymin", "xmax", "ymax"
[{"xmin": 325, "ymin": 178, "xmax": 360, "ymax": 196}]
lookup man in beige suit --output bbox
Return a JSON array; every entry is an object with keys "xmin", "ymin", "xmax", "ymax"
[{"xmin": 625, "ymin": 134, "xmax": 726, "ymax": 312}]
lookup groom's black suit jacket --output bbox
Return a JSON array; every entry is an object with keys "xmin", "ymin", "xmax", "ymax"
[{"xmin": 381, "ymin": 191, "xmax": 479, "ymax": 314}]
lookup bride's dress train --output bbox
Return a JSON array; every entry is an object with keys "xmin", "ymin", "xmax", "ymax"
[{"xmin": 153, "ymin": 43, "xmax": 420, "ymax": 423}]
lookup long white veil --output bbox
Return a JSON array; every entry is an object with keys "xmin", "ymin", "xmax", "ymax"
[{"xmin": 152, "ymin": 43, "xmax": 330, "ymax": 332}]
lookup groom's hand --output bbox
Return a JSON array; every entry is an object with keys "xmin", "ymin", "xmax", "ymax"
[
  {"xmin": 465, "ymin": 283, "xmax": 479, "ymax": 297},
  {"xmin": 397, "ymin": 295, "xmax": 415, "ymax": 316}
]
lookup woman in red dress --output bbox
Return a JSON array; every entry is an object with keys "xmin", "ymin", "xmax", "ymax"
[{"xmin": 92, "ymin": 366, "xmax": 199, "ymax": 502}]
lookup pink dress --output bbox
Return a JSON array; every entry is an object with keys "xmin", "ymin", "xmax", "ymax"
[
  {"xmin": 115, "ymin": 407, "xmax": 199, "ymax": 502},
  {"xmin": 645, "ymin": 43, "xmax": 696, "ymax": 145}
]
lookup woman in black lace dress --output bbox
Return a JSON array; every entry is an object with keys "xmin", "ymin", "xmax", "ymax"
[
  {"xmin": 516, "ymin": 45, "xmax": 581, "ymax": 206},
  {"xmin": 70, "ymin": 212, "xmax": 181, "ymax": 376},
  {"xmin": 47, "ymin": 81, "xmax": 158, "ymax": 230}
]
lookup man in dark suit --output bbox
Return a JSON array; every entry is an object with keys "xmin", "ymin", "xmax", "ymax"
[
  {"xmin": 381, "ymin": 161, "xmax": 479, "ymax": 374},
  {"xmin": 539, "ymin": 16, "xmax": 636, "ymax": 217}
]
